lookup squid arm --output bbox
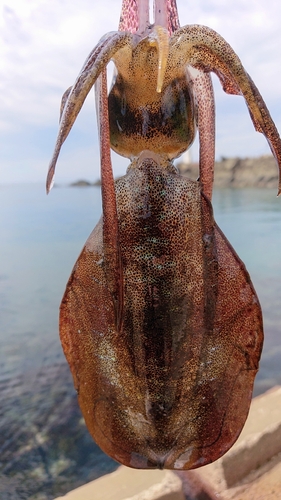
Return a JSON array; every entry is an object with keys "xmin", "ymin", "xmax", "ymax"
[
  {"xmin": 171, "ymin": 24, "xmax": 281, "ymax": 194},
  {"xmin": 95, "ymin": 70, "xmax": 124, "ymax": 332},
  {"xmin": 119, "ymin": 0, "xmax": 179, "ymax": 35},
  {"xmin": 188, "ymin": 69, "xmax": 215, "ymax": 199},
  {"xmin": 46, "ymin": 31, "xmax": 133, "ymax": 193}
]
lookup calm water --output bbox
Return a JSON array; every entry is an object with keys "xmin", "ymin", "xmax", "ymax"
[
  {"xmin": 1, "ymin": 184, "xmax": 280, "ymax": 389},
  {"xmin": 0, "ymin": 184, "xmax": 102, "ymax": 379},
  {"xmin": 0, "ymin": 183, "xmax": 281, "ymax": 498}
]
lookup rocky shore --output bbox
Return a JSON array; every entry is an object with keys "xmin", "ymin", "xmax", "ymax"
[
  {"xmin": 69, "ymin": 155, "xmax": 279, "ymax": 190},
  {"xmin": 177, "ymin": 154, "xmax": 278, "ymax": 189}
]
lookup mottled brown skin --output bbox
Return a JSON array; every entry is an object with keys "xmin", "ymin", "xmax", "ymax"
[
  {"xmin": 60, "ymin": 158, "xmax": 263, "ymax": 469},
  {"xmin": 109, "ymin": 70, "xmax": 195, "ymax": 159},
  {"xmin": 47, "ymin": 0, "xmax": 281, "ymax": 471}
]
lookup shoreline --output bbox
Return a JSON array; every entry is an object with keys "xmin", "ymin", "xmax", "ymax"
[{"xmin": 68, "ymin": 155, "xmax": 279, "ymax": 190}]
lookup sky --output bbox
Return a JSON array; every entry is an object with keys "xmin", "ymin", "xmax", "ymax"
[{"xmin": 1, "ymin": 0, "xmax": 281, "ymax": 185}]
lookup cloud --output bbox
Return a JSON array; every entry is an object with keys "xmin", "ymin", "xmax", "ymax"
[{"xmin": 0, "ymin": 0, "xmax": 281, "ymax": 184}]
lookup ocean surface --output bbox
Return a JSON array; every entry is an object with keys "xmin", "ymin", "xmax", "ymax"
[{"xmin": 1, "ymin": 183, "xmax": 281, "ymax": 499}]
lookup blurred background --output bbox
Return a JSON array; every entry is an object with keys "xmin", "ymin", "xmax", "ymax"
[
  {"xmin": 1, "ymin": 0, "xmax": 281, "ymax": 184},
  {"xmin": 1, "ymin": 1, "xmax": 281, "ymax": 499}
]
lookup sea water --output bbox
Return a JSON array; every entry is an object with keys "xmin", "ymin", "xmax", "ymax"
[{"xmin": 0, "ymin": 183, "xmax": 280, "ymax": 498}]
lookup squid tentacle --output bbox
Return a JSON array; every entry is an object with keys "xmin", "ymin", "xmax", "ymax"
[
  {"xmin": 96, "ymin": 71, "xmax": 124, "ymax": 332},
  {"xmin": 46, "ymin": 31, "xmax": 133, "ymax": 193},
  {"xmin": 59, "ymin": 87, "xmax": 72, "ymax": 122},
  {"xmin": 188, "ymin": 68, "xmax": 215, "ymax": 199},
  {"xmin": 154, "ymin": 0, "xmax": 180, "ymax": 35},
  {"xmin": 119, "ymin": 0, "xmax": 141, "ymax": 33},
  {"xmin": 171, "ymin": 24, "xmax": 281, "ymax": 193}
]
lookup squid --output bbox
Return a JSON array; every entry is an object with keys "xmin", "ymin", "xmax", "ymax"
[{"xmin": 47, "ymin": 0, "xmax": 281, "ymax": 470}]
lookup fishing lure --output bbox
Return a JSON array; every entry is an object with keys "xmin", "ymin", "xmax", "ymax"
[{"xmin": 47, "ymin": 0, "xmax": 281, "ymax": 469}]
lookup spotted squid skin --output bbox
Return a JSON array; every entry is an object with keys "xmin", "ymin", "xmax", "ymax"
[{"xmin": 60, "ymin": 157, "xmax": 263, "ymax": 469}]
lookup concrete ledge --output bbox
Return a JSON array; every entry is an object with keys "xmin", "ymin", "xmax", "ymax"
[
  {"xmin": 230, "ymin": 453, "xmax": 281, "ymax": 499},
  {"xmin": 196, "ymin": 386, "xmax": 281, "ymax": 496},
  {"xmin": 55, "ymin": 467, "xmax": 185, "ymax": 500}
]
